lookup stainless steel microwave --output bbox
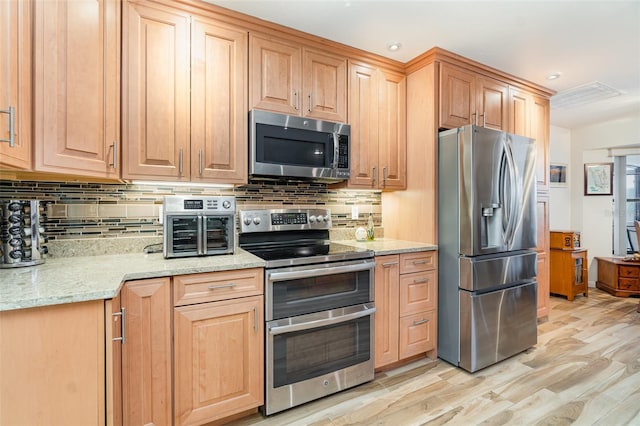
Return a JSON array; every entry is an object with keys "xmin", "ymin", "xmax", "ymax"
[{"xmin": 249, "ymin": 110, "xmax": 350, "ymax": 182}]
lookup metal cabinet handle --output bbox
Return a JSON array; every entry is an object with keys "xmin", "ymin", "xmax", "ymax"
[
  {"xmin": 372, "ymin": 166, "xmax": 377, "ymax": 185},
  {"xmin": 383, "ymin": 166, "xmax": 388, "ymax": 186},
  {"xmin": 108, "ymin": 142, "xmax": 117, "ymax": 169},
  {"xmin": 294, "ymin": 91, "xmax": 299, "ymax": 110},
  {"xmin": 207, "ymin": 283, "xmax": 236, "ymax": 290},
  {"xmin": 472, "ymin": 111, "xmax": 477, "ymax": 126},
  {"xmin": 199, "ymin": 149, "xmax": 203, "ymax": 176},
  {"xmin": 112, "ymin": 307, "xmax": 126, "ymax": 343},
  {"xmin": 308, "ymin": 94, "xmax": 312, "ymax": 112},
  {"xmin": 0, "ymin": 106, "xmax": 15, "ymax": 147},
  {"xmin": 413, "ymin": 278, "xmax": 429, "ymax": 284},
  {"xmin": 412, "ymin": 318, "xmax": 429, "ymax": 326},
  {"xmin": 382, "ymin": 261, "xmax": 399, "ymax": 267},
  {"xmin": 413, "ymin": 260, "xmax": 428, "ymax": 265},
  {"xmin": 179, "ymin": 148, "xmax": 183, "ymax": 175},
  {"xmin": 253, "ymin": 307, "xmax": 258, "ymax": 332},
  {"xmin": 480, "ymin": 112, "xmax": 486, "ymax": 127}
]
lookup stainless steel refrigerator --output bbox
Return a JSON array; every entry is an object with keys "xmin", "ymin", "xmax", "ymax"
[{"xmin": 438, "ymin": 125, "xmax": 538, "ymax": 373}]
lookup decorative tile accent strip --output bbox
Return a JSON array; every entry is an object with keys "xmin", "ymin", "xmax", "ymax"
[{"xmin": 0, "ymin": 179, "xmax": 383, "ymax": 250}]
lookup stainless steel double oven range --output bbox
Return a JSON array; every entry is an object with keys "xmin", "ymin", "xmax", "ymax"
[{"xmin": 239, "ymin": 208, "xmax": 375, "ymax": 415}]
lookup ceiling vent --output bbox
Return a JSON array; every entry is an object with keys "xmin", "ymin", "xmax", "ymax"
[{"xmin": 551, "ymin": 81, "xmax": 624, "ymax": 110}]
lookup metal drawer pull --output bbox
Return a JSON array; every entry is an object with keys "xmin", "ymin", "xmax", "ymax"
[
  {"xmin": 253, "ymin": 307, "xmax": 258, "ymax": 332},
  {"xmin": 413, "ymin": 278, "xmax": 429, "ymax": 284},
  {"xmin": 0, "ymin": 106, "xmax": 15, "ymax": 147},
  {"xmin": 108, "ymin": 142, "xmax": 117, "ymax": 169},
  {"xmin": 413, "ymin": 260, "xmax": 428, "ymax": 265},
  {"xmin": 412, "ymin": 318, "xmax": 429, "ymax": 326},
  {"xmin": 112, "ymin": 307, "xmax": 126, "ymax": 343},
  {"xmin": 179, "ymin": 148, "xmax": 183, "ymax": 175},
  {"xmin": 208, "ymin": 283, "xmax": 236, "ymax": 290},
  {"xmin": 382, "ymin": 261, "xmax": 399, "ymax": 267}
]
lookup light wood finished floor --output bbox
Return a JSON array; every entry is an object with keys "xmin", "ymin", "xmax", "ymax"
[{"xmin": 230, "ymin": 289, "xmax": 640, "ymax": 426}]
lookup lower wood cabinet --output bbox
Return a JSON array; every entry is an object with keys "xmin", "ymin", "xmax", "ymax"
[
  {"xmin": 374, "ymin": 251, "xmax": 437, "ymax": 370},
  {"xmin": 550, "ymin": 248, "xmax": 588, "ymax": 301},
  {"xmin": 0, "ymin": 300, "xmax": 107, "ymax": 425},
  {"xmin": 114, "ymin": 268, "xmax": 264, "ymax": 426}
]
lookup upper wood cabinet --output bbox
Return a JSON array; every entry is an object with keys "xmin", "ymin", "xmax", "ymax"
[
  {"xmin": 33, "ymin": 0, "xmax": 120, "ymax": 179},
  {"xmin": 509, "ymin": 86, "xmax": 550, "ymax": 190},
  {"xmin": 439, "ymin": 63, "xmax": 508, "ymax": 131},
  {"xmin": 0, "ymin": 0, "xmax": 31, "ymax": 170},
  {"xmin": 250, "ymin": 33, "xmax": 347, "ymax": 122},
  {"xmin": 123, "ymin": 1, "xmax": 247, "ymax": 184},
  {"xmin": 348, "ymin": 62, "xmax": 406, "ymax": 190}
]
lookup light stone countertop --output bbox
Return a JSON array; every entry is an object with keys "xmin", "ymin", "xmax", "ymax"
[
  {"xmin": 337, "ymin": 238, "xmax": 437, "ymax": 256},
  {"xmin": 0, "ymin": 249, "xmax": 265, "ymax": 312}
]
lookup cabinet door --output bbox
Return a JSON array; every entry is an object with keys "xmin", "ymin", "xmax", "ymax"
[
  {"xmin": 348, "ymin": 62, "xmax": 379, "ymax": 188},
  {"xmin": 508, "ymin": 86, "xmax": 530, "ymax": 137},
  {"xmin": 302, "ymin": 49, "xmax": 347, "ymax": 122},
  {"xmin": 123, "ymin": 1, "xmax": 190, "ymax": 181},
  {"xmin": 374, "ymin": 255, "xmax": 400, "ymax": 368},
  {"xmin": 531, "ymin": 94, "xmax": 550, "ymax": 190},
  {"xmin": 33, "ymin": 0, "xmax": 120, "ymax": 178},
  {"xmin": 399, "ymin": 270, "xmax": 436, "ymax": 316},
  {"xmin": 378, "ymin": 69, "xmax": 407, "ymax": 190},
  {"xmin": 249, "ymin": 34, "xmax": 301, "ymax": 115},
  {"xmin": 439, "ymin": 63, "xmax": 475, "ymax": 129},
  {"xmin": 536, "ymin": 194, "xmax": 550, "ymax": 318},
  {"xmin": 174, "ymin": 295, "xmax": 264, "ymax": 425},
  {"xmin": 191, "ymin": 18, "xmax": 248, "ymax": 184},
  {"xmin": 0, "ymin": 301, "xmax": 106, "ymax": 425},
  {"xmin": 477, "ymin": 77, "xmax": 509, "ymax": 131},
  {"xmin": 121, "ymin": 278, "xmax": 172, "ymax": 426},
  {"xmin": 0, "ymin": 0, "xmax": 31, "ymax": 170}
]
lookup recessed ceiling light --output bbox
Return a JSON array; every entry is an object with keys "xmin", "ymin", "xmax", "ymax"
[
  {"xmin": 546, "ymin": 72, "xmax": 562, "ymax": 80},
  {"xmin": 387, "ymin": 42, "xmax": 402, "ymax": 52}
]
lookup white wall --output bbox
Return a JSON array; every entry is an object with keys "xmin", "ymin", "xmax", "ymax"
[
  {"xmin": 549, "ymin": 126, "xmax": 572, "ymax": 230},
  {"xmin": 551, "ymin": 113, "xmax": 640, "ymax": 282}
]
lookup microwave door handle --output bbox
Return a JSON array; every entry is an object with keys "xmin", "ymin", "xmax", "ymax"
[{"xmin": 332, "ymin": 133, "xmax": 339, "ymax": 169}]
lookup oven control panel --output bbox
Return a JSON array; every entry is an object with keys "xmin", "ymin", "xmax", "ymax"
[{"xmin": 240, "ymin": 208, "xmax": 332, "ymax": 232}]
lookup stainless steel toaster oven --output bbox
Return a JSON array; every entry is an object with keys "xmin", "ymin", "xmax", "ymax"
[{"xmin": 162, "ymin": 196, "xmax": 235, "ymax": 258}]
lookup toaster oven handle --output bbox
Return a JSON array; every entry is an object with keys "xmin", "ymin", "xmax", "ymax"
[
  {"xmin": 197, "ymin": 214, "xmax": 205, "ymax": 255},
  {"xmin": 268, "ymin": 306, "xmax": 376, "ymax": 335}
]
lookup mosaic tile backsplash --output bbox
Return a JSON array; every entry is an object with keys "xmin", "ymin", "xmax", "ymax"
[{"xmin": 1, "ymin": 179, "xmax": 382, "ymax": 248}]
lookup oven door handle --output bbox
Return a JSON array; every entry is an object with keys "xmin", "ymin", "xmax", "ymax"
[
  {"xmin": 268, "ymin": 306, "xmax": 376, "ymax": 335},
  {"xmin": 268, "ymin": 261, "xmax": 374, "ymax": 282}
]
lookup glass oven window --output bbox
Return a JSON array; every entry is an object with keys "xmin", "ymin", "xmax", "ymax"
[
  {"xmin": 205, "ymin": 216, "xmax": 230, "ymax": 252},
  {"xmin": 256, "ymin": 124, "xmax": 333, "ymax": 168},
  {"xmin": 170, "ymin": 217, "xmax": 198, "ymax": 253},
  {"xmin": 271, "ymin": 269, "xmax": 371, "ymax": 319},
  {"xmin": 272, "ymin": 315, "xmax": 371, "ymax": 388}
]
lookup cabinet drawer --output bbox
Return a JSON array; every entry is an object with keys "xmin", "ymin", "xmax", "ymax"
[
  {"xmin": 619, "ymin": 266, "xmax": 640, "ymax": 278},
  {"xmin": 400, "ymin": 251, "xmax": 436, "ymax": 274},
  {"xmin": 173, "ymin": 268, "xmax": 264, "ymax": 306},
  {"xmin": 618, "ymin": 278, "xmax": 640, "ymax": 291},
  {"xmin": 399, "ymin": 310, "xmax": 436, "ymax": 359},
  {"xmin": 399, "ymin": 270, "xmax": 436, "ymax": 316}
]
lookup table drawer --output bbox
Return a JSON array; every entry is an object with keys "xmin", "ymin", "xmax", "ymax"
[
  {"xmin": 618, "ymin": 277, "xmax": 640, "ymax": 291},
  {"xmin": 619, "ymin": 266, "xmax": 640, "ymax": 278},
  {"xmin": 173, "ymin": 268, "xmax": 263, "ymax": 306},
  {"xmin": 400, "ymin": 251, "xmax": 436, "ymax": 274}
]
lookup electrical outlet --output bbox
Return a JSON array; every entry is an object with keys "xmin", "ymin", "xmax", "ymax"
[{"xmin": 351, "ymin": 206, "xmax": 359, "ymax": 220}]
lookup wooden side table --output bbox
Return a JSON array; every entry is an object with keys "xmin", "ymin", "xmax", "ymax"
[
  {"xmin": 595, "ymin": 257, "xmax": 640, "ymax": 297},
  {"xmin": 550, "ymin": 248, "xmax": 588, "ymax": 301}
]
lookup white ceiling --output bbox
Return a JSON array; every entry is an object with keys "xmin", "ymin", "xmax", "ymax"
[{"xmin": 206, "ymin": 0, "xmax": 640, "ymax": 130}]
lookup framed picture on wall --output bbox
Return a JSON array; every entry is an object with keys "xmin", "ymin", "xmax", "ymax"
[
  {"xmin": 550, "ymin": 163, "xmax": 568, "ymax": 187},
  {"xmin": 584, "ymin": 162, "xmax": 613, "ymax": 195}
]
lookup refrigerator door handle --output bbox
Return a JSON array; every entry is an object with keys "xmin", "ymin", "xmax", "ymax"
[{"xmin": 502, "ymin": 138, "xmax": 520, "ymax": 248}]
